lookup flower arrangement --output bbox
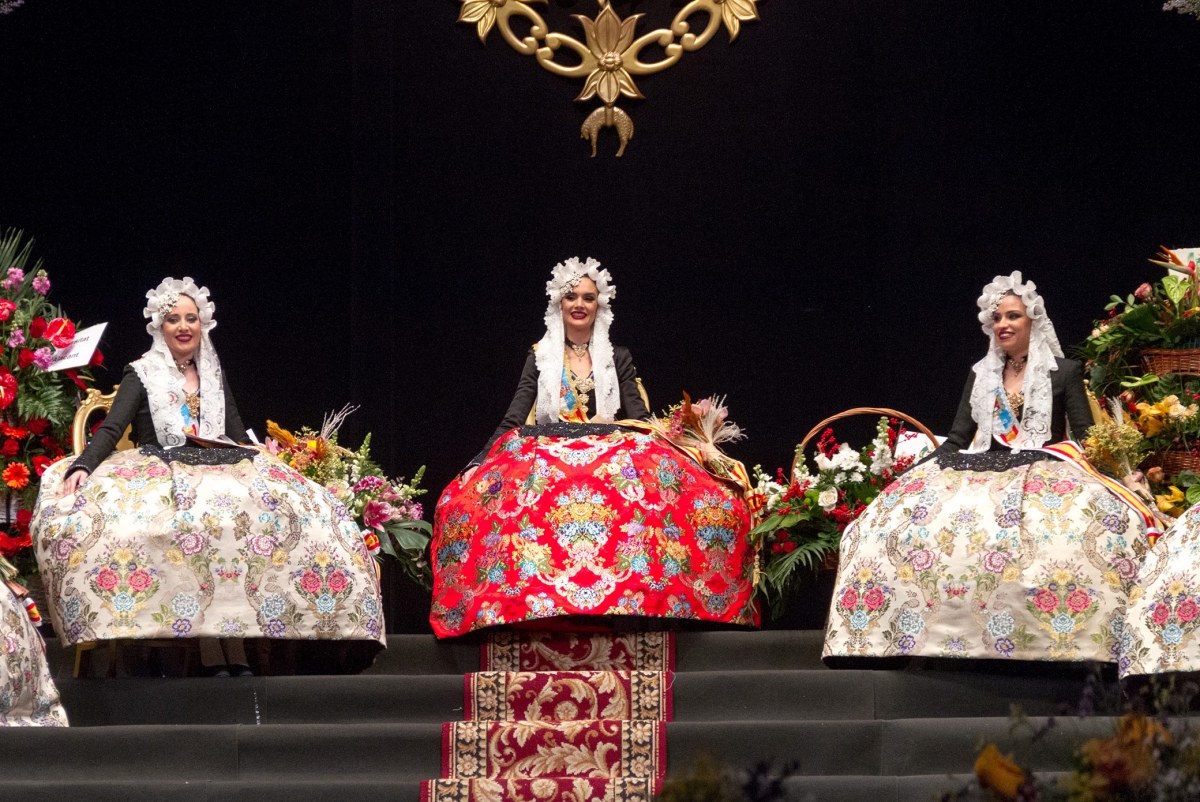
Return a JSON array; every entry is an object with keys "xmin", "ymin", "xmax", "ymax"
[
  {"xmin": 647, "ymin": 393, "xmax": 747, "ymax": 480},
  {"xmin": 265, "ymin": 406, "xmax": 432, "ymax": 587},
  {"xmin": 750, "ymin": 417, "xmax": 922, "ymax": 617},
  {"xmin": 0, "ymin": 230, "xmax": 94, "ymax": 577}
]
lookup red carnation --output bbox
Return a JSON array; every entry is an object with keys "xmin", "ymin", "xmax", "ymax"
[
  {"xmin": 0, "ymin": 367, "xmax": 16, "ymax": 411},
  {"xmin": 89, "ymin": 349, "xmax": 104, "ymax": 367},
  {"xmin": 25, "ymin": 418, "xmax": 47, "ymax": 435},
  {"xmin": 0, "ymin": 300, "xmax": 14, "ymax": 322},
  {"xmin": 28, "ymin": 317, "xmax": 46, "ymax": 339},
  {"xmin": 16, "ymin": 349, "xmax": 33, "ymax": 369},
  {"xmin": 40, "ymin": 435, "xmax": 60, "ymax": 453},
  {"xmin": 44, "ymin": 318, "xmax": 75, "ymax": 349}
]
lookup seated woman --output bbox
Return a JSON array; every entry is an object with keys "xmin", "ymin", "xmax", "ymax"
[
  {"xmin": 825, "ymin": 272, "xmax": 1153, "ymax": 663},
  {"xmin": 430, "ymin": 258, "xmax": 758, "ymax": 637},
  {"xmin": 32, "ymin": 278, "xmax": 384, "ymax": 675},
  {"xmin": 0, "ymin": 556, "xmax": 66, "ymax": 726}
]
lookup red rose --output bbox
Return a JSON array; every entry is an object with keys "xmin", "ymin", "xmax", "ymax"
[
  {"xmin": 31, "ymin": 455, "xmax": 51, "ymax": 476},
  {"xmin": 64, "ymin": 369, "xmax": 87, "ymax": 391},
  {"xmin": 863, "ymin": 587, "xmax": 886, "ymax": 611},
  {"xmin": 1034, "ymin": 589, "xmax": 1060, "ymax": 613},
  {"xmin": 25, "ymin": 418, "xmax": 47, "ymax": 435},
  {"xmin": 89, "ymin": 349, "xmax": 104, "ymax": 367},
  {"xmin": 15, "ymin": 509, "xmax": 31, "ymax": 528},
  {"xmin": 1, "ymin": 440, "xmax": 18, "ymax": 458},
  {"xmin": 1134, "ymin": 282, "xmax": 1153, "ymax": 300},
  {"xmin": 41, "ymin": 435, "xmax": 62, "ymax": 457},
  {"xmin": 1066, "ymin": 589, "xmax": 1092, "ymax": 613},
  {"xmin": 28, "ymin": 317, "xmax": 46, "ymax": 339},
  {"xmin": 0, "ymin": 300, "xmax": 14, "ymax": 321},
  {"xmin": 16, "ymin": 349, "xmax": 33, "ymax": 369},
  {"xmin": 0, "ymin": 367, "xmax": 16, "ymax": 410},
  {"xmin": 1178, "ymin": 598, "xmax": 1199, "ymax": 623},
  {"xmin": 1152, "ymin": 602, "xmax": 1171, "ymax": 626},
  {"xmin": 839, "ymin": 588, "xmax": 859, "ymax": 610},
  {"xmin": 44, "ymin": 318, "xmax": 75, "ymax": 349}
]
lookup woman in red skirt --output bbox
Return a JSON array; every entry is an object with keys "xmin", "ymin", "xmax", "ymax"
[{"xmin": 429, "ymin": 258, "xmax": 758, "ymax": 637}]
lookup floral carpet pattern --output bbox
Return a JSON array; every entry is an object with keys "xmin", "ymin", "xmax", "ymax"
[
  {"xmin": 31, "ymin": 449, "xmax": 385, "ymax": 646},
  {"xmin": 430, "ymin": 428, "xmax": 757, "ymax": 638},
  {"xmin": 421, "ymin": 630, "xmax": 671, "ymax": 802},
  {"xmin": 824, "ymin": 457, "xmax": 1147, "ymax": 662}
]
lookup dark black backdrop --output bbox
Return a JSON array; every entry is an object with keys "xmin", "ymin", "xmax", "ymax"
[{"xmin": 1, "ymin": 1, "xmax": 1198, "ymax": 630}]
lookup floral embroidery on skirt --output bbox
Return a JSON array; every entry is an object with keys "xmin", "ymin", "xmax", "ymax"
[
  {"xmin": 823, "ymin": 457, "xmax": 1146, "ymax": 662},
  {"xmin": 0, "ymin": 584, "xmax": 67, "ymax": 726},
  {"xmin": 31, "ymin": 449, "xmax": 385, "ymax": 646}
]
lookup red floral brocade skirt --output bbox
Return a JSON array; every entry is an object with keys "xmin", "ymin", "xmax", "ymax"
[{"xmin": 430, "ymin": 425, "xmax": 759, "ymax": 638}]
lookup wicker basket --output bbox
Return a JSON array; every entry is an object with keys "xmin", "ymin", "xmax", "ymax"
[
  {"xmin": 1144, "ymin": 449, "xmax": 1200, "ymax": 476},
  {"xmin": 792, "ymin": 407, "xmax": 939, "ymax": 484},
  {"xmin": 1141, "ymin": 347, "xmax": 1200, "ymax": 377}
]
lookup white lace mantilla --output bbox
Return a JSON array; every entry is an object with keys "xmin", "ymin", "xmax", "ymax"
[{"xmin": 966, "ymin": 271, "xmax": 1064, "ymax": 453}]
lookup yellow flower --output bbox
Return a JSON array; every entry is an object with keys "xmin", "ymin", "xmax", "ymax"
[
  {"xmin": 1136, "ymin": 399, "xmax": 1173, "ymax": 437},
  {"xmin": 1002, "ymin": 565, "xmax": 1020, "ymax": 582},
  {"xmin": 314, "ymin": 551, "xmax": 331, "ymax": 567},
  {"xmin": 1103, "ymin": 570, "xmax": 1121, "ymax": 587},
  {"xmin": 1157, "ymin": 486, "xmax": 1186, "ymax": 517},
  {"xmin": 1129, "ymin": 586, "xmax": 1143, "ymax": 602},
  {"xmin": 1052, "ymin": 568, "xmax": 1073, "ymax": 586},
  {"xmin": 575, "ymin": 3, "xmax": 645, "ymax": 106},
  {"xmin": 271, "ymin": 549, "xmax": 288, "ymax": 566},
  {"xmin": 166, "ymin": 548, "xmax": 184, "ymax": 565},
  {"xmin": 113, "ymin": 548, "xmax": 133, "ymax": 565},
  {"xmin": 897, "ymin": 565, "xmax": 914, "ymax": 581},
  {"xmin": 974, "ymin": 744, "xmax": 1024, "ymax": 800},
  {"xmin": 1169, "ymin": 580, "xmax": 1185, "ymax": 596},
  {"xmin": 68, "ymin": 551, "xmax": 83, "ymax": 569},
  {"xmin": 857, "ymin": 566, "xmax": 873, "ymax": 583}
]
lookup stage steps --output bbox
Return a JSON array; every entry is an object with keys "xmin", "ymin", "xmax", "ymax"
[{"xmin": 10, "ymin": 632, "xmax": 1110, "ymax": 801}]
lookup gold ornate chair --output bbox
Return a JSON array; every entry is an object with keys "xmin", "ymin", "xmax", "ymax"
[
  {"xmin": 71, "ymin": 385, "xmax": 134, "ymax": 456},
  {"xmin": 524, "ymin": 378, "xmax": 651, "ymax": 425}
]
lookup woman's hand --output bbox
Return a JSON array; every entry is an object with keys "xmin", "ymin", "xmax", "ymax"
[
  {"xmin": 461, "ymin": 466, "xmax": 479, "ymax": 484},
  {"xmin": 61, "ymin": 469, "xmax": 89, "ymax": 497}
]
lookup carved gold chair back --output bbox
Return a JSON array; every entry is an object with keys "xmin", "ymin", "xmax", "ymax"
[
  {"xmin": 72, "ymin": 386, "xmax": 134, "ymax": 456},
  {"xmin": 525, "ymin": 378, "xmax": 650, "ymax": 426}
]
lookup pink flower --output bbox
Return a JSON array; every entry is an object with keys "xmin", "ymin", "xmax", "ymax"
[
  {"xmin": 327, "ymin": 571, "xmax": 348, "ymax": 594},
  {"xmin": 902, "ymin": 481, "xmax": 925, "ymax": 494},
  {"xmin": 352, "ymin": 475, "xmax": 385, "ymax": 493},
  {"xmin": 1178, "ymin": 598, "xmax": 1199, "ymax": 623},
  {"xmin": 1113, "ymin": 558, "xmax": 1138, "ymax": 581},
  {"xmin": 53, "ymin": 540, "xmax": 73, "ymax": 561},
  {"xmin": 363, "ymin": 499, "xmax": 392, "ymax": 531},
  {"xmin": 1051, "ymin": 480, "xmax": 1074, "ymax": 495},
  {"xmin": 909, "ymin": 549, "xmax": 934, "ymax": 572},
  {"xmin": 177, "ymin": 531, "xmax": 206, "ymax": 556},
  {"xmin": 32, "ymin": 347, "xmax": 53, "ymax": 370},
  {"xmin": 1, "ymin": 267, "xmax": 23, "ymax": 290},
  {"xmin": 1023, "ymin": 480, "xmax": 1045, "ymax": 494},
  {"xmin": 1066, "ymin": 589, "xmax": 1092, "ymax": 613},
  {"xmin": 95, "ymin": 568, "xmax": 119, "ymax": 592},
  {"xmin": 113, "ymin": 467, "xmax": 137, "ymax": 480},
  {"xmin": 863, "ymin": 587, "xmax": 885, "ymax": 611},
  {"xmin": 249, "ymin": 534, "xmax": 276, "ymax": 557},
  {"xmin": 1033, "ymin": 589, "xmax": 1059, "ymax": 613},
  {"xmin": 5, "ymin": 329, "xmax": 22, "ymax": 349},
  {"xmin": 1134, "ymin": 282, "xmax": 1153, "ymax": 300},
  {"xmin": 839, "ymin": 588, "xmax": 859, "ymax": 610},
  {"xmin": 982, "ymin": 551, "xmax": 1008, "ymax": 574},
  {"xmin": 300, "ymin": 571, "xmax": 321, "ymax": 594},
  {"xmin": 31, "ymin": 275, "xmax": 50, "ymax": 295},
  {"xmin": 127, "ymin": 569, "xmax": 152, "ymax": 592},
  {"xmin": 145, "ymin": 464, "xmax": 170, "ymax": 478},
  {"xmin": 0, "ymin": 301, "xmax": 14, "ymax": 322},
  {"xmin": 1152, "ymin": 602, "xmax": 1171, "ymax": 626}
]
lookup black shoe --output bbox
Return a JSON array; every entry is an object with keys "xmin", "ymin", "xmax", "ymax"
[
  {"xmin": 202, "ymin": 665, "xmax": 231, "ymax": 678},
  {"xmin": 228, "ymin": 664, "xmax": 254, "ymax": 677}
]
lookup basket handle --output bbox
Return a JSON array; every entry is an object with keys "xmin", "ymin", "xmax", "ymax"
[{"xmin": 792, "ymin": 407, "xmax": 940, "ymax": 483}]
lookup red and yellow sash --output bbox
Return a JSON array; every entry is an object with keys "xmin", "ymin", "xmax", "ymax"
[{"xmin": 1040, "ymin": 440, "xmax": 1162, "ymax": 545}]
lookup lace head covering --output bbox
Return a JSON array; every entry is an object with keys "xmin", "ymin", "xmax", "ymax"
[
  {"xmin": 131, "ymin": 277, "xmax": 226, "ymax": 447},
  {"xmin": 965, "ymin": 271, "xmax": 1064, "ymax": 452},
  {"xmin": 534, "ymin": 257, "xmax": 619, "ymax": 423}
]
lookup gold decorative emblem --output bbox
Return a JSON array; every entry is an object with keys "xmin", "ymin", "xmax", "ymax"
[{"xmin": 457, "ymin": 0, "xmax": 761, "ymax": 157}]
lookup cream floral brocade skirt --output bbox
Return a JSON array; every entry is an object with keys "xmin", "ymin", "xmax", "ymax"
[
  {"xmin": 1123, "ymin": 505, "xmax": 1200, "ymax": 677},
  {"xmin": 0, "ymin": 584, "xmax": 66, "ymax": 726},
  {"xmin": 31, "ymin": 449, "xmax": 385, "ymax": 647},
  {"xmin": 824, "ymin": 457, "xmax": 1147, "ymax": 663}
]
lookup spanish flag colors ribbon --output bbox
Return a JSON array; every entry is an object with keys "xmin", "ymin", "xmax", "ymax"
[{"xmin": 1040, "ymin": 440, "xmax": 1163, "ymax": 546}]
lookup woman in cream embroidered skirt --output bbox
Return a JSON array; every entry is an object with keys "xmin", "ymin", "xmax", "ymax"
[
  {"xmin": 31, "ymin": 447, "xmax": 385, "ymax": 648},
  {"xmin": 0, "ymin": 580, "xmax": 67, "ymax": 726},
  {"xmin": 430, "ymin": 423, "xmax": 758, "ymax": 638}
]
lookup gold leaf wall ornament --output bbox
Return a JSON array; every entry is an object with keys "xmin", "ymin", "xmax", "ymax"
[{"xmin": 456, "ymin": 0, "xmax": 761, "ymax": 157}]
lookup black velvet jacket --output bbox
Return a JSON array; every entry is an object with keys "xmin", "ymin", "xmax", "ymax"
[
  {"xmin": 932, "ymin": 356, "xmax": 1093, "ymax": 456},
  {"xmin": 469, "ymin": 346, "xmax": 651, "ymax": 468},
  {"xmin": 69, "ymin": 364, "xmax": 247, "ymax": 476}
]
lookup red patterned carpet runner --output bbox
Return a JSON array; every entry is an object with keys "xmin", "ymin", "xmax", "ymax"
[{"xmin": 421, "ymin": 631, "xmax": 675, "ymax": 802}]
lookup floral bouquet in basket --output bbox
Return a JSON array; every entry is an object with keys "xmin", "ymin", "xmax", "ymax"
[
  {"xmin": 750, "ymin": 418, "xmax": 922, "ymax": 618},
  {"xmin": 0, "ymin": 230, "xmax": 95, "ymax": 577},
  {"xmin": 265, "ymin": 406, "xmax": 432, "ymax": 587}
]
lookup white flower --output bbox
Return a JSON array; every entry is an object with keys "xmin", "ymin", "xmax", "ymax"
[
  {"xmin": 814, "ymin": 452, "xmax": 833, "ymax": 472},
  {"xmin": 818, "ymin": 489, "xmax": 838, "ymax": 511}
]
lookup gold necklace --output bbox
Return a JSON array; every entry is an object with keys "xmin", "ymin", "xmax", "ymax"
[
  {"xmin": 566, "ymin": 340, "xmax": 590, "ymax": 358},
  {"xmin": 174, "ymin": 357, "xmax": 194, "ymax": 374},
  {"xmin": 1006, "ymin": 390, "xmax": 1025, "ymax": 412},
  {"xmin": 572, "ymin": 372, "xmax": 595, "ymax": 411}
]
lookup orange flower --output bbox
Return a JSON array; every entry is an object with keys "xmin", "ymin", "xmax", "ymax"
[
  {"xmin": 2, "ymin": 462, "xmax": 30, "ymax": 489},
  {"xmin": 974, "ymin": 744, "xmax": 1024, "ymax": 800},
  {"xmin": 266, "ymin": 420, "xmax": 296, "ymax": 448}
]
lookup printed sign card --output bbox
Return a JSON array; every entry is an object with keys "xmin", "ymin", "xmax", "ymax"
[{"xmin": 48, "ymin": 322, "xmax": 106, "ymax": 371}]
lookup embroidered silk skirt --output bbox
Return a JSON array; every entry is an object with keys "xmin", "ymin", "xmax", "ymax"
[
  {"xmin": 1121, "ymin": 504, "xmax": 1200, "ymax": 677},
  {"xmin": 430, "ymin": 424, "xmax": 759, "ymax": 638},
  {"xmin": 823, "ymin": 452, "xmax": 1147, "ymax": 663},
  {"xmin": 31, "ymin": 447, "xmax": 385, "ymax": 648},
  {"xmin": 0, "ymin": 584, "xmax": 67, "ymax": 726}
]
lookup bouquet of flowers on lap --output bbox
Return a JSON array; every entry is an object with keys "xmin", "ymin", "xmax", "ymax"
[
  {"xmin": 265, "ymin": 405, "xmax": 432, "ymax": 588},
  {"xmin": 644, "ymin": 393, "xmax": 748, "ymax": 483},
  {"xmin": 751, "ymin": 417, "xmax": 922, "ymax": 617}
]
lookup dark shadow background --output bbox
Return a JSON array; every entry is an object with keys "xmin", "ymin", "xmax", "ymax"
[{"xmin": 1, "ymin": 0, "xmax": 1198, "ymax": 630}]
